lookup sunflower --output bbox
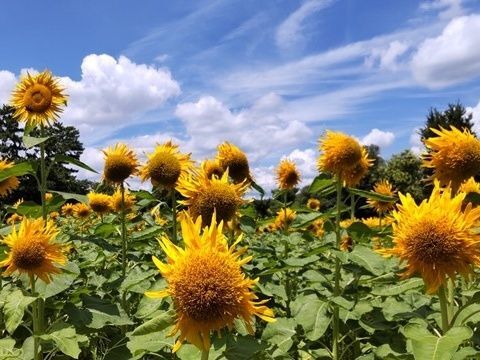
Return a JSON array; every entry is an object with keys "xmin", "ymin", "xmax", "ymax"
[
  {"xmin": 276, "ymin": 159, "xmax": 300, "ymax": 190},
  {"xmin": 10, "ymin": 70, "xmax": 67, "ymax": 127},
  {"xmin": 201, "ymin": 159, "xmax": 224, "ymax": 180},
  {"xmin": 217, "ymin": 142, "xmax": 251, "ymax": 184},
  {"xmin": 318, "ymin": 131, "xmax": 363, "ymax": 177},
  {"xmin": 177, "ymin": 169, "xmax": 248, "ymax": 226},
  {"xmin": 0, "ymin": 159, "xmax": 20, "ymax": 198},
  {"xmin": 145, "ymin": 212, "xmax": 275, "ymax": 352},
  {"xmin": 274, "ymin": 208, "xmax": 296, "ymax": 230},
  {"xmin": 61, "ymin": 203, "xmax": 75, "ymax": 217},
  {"xmin": 367, "ymin": 180, "xmax": 396, "ymax": 214},
  {"xmin": 49, "ymin": 211, "xmax": 59, "ymax": 221},
  {"xmin": 103, "ymin": 143, "xmax": 139, "ymax": 184},
  {"xmin": 379, "ymin": 180, "xmax": 480, "ymax": 294},
  {"xmin": 340, "ymin": 235, "xmax": 354, "ymax": 252},
  {"xmin": 361, "ymin": 217, "xmax": 382, "ymax": 228},
  {"xmin": 110, "ymin": 187, "xmax": 135, "ymax": 212},
  {"xmin": 73, "ymin": 203, "xmax": 91, "ymax": 218},
  {"xmin": 459, "ymin": 177, "xmax": 480, "ymax": 195},
  {"xmin": 6, "ymin": 213, "xmax": 23, "ymax": 225},
  {"xmin": 340, "ymin": 218, "xmax": 355, "ymax": 229},
  {"xmin": 87, "ymin": 192, "xmax": 112, "ymax": 215},
  {"xmin": 423, "ymin": 126, "xmax": 480, "ymax": 191},
  {"xmin": 140, "ymin": 141, "xmax": 193, "ymax": 189},
  {"xmin": 307, "ymin": 218, "xmax": 324, "ymax": 237},
  {"xmin": 0, "ymin": 218, "xmax": 67, "ymax": 283},
  {"xmin": 340, "ymin": 147, "xmax": 372, "ymax": 187},
  {"xmin": 307, "ymin": 198, "xmax": 321, "ymax": 211},
  {"xmin": 13, "ymin": 198, "xmax": 24, "ymax": 209},
  {"xmin": 45, "ymin": 192, "xmax": 53, "ymax": 202}
]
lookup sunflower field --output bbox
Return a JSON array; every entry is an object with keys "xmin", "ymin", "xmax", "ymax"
[{"xmin": 1, "ymin": 71, "xmax": 480, "ymax": 360}]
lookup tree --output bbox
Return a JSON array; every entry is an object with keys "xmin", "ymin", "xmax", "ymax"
[
  {"xmin": 419, "ymin": 102, "xmax": 475, "ymax": 141},
  {"xmin": 0, "ymin": 105, "xmax": 94, "ymax": 204}
]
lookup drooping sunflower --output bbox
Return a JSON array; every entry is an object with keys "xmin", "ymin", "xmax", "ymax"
[
  {"xmin": 140, "ymin": 141, "xmax": 193, "ymax": 189},
  {"xmin": 459, "ymin": 177, "xmax": 480, "ymax": 195},
  {"xmin": 216, "ymin": 142, "xmax": 251, "ymax": 184},
  {"xmin": 367, "ymin": 180, "xmax": 396, "ymax": 214},
  {"xmin": 73, "ymin": 203, "xmax": 91, "ymax": 218},
  {"xmin": 61, "ymin": 203, "xmax": 75, "ymax": 217},
  {"xmin": 339, "ymin": 147, "xmax": 372, "ymax": 187},
  {"xmin": 102, "ymin": 143, "xmax": 139, "ymax": 184},
  {"xmin": 177, "ymin": 169, "xmax": 248, "ymax": 226},
  {"xmin": 307, "ymin": 198, "xmax": 321, "ymax": 211},
  {"xmin": 145, "ymin": 212, "xmax": 275, "ymax": 352},
  {"xmin": 201, "ymin": 159, "xmax": 224, "ymax": 180},
  {"xmin": 110, "ymin": 187, "xmax": 136, "ymax": 212},
  {"xmin": 0, "ymin": 218, "xmax": 67, "ymax": 283},
  {"xmin": 423, "ymin": 126, "xmax": 480, "ymax": 191},
  {"xmin": 379, "ymin": 180, "xmax": 480, "ymax": 294},
  {"xmin": 274, "ymin": 208, "xmax": 296, "ymax": 230},
  {"xmin": 276, "ymin": 159, "xmax": 301, "ymax": 190},
  {"xmin": 0, "ymin": 159, "xmax": 20, "ymax": 198},
  {"xmin": 10, "ymin": 70, "xmax": 68, "ymax": 127},
  {"xmin": 318, "ymin": 131, "xmax": 363, "ymax": 177},
  {"xmin": 87, "ymin": 192, "xmax": 112, "ymax": 215}
]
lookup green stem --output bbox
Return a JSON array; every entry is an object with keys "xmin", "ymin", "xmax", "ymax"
[
  {"xmin": 332, "ymin": 178, "xmax": 342, "ymax": 360},
  {"xmin": 39, "ymin": 125, "xmax": 47, "ymax": 221},
  {"xmin": 30, "ymin": 275, "xmax": 42, "ymax": 360},
  {"xmin": 120, "ymin": 183, "xmax": 127, "ymax": 278},
  {"xmin": 350, "ymin": 194, "xmax": 355, "ymax": 220},
  {"xmin": 283, "ymin": 191, "xmax": 288, "ymax": 233},
  {"xmin": 447, "ymin": 278, "xmax": 455, "ymax": 322},
  {"xmin": 438, "ymin": 285, "xmax": 450, "ymax": 333},
  {"xmin": 172, "ymin": 190, "xmax": 177, "ymax": 243},
  {"xmin": 201, "ymin": 349, "xmax": 209, "ymax": 360}
]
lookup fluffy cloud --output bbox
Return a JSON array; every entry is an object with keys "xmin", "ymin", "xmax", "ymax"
[
  {"xmin": 0, "ymin": 70, "xmax": 17, "ymax": 105},
  {"xmin": 410, "ymin": 128, "xmax": 424, "ymax": 155},
  {"xmin": 419, "ymin": 0, "xmax": 464, "ymax": 19},
  {"xmin": 467, "ymin": 100, "xmax": 480, "ymax": 134},
  {"xmin": 361, "ymin": 128, "xmax": 395, "ymax": 147},
  {"xmin": 175, "ymin": 93, "xmax": 312, "ymax": 161},
  {"xmin": 365, "ymin": 41, "xmax": 409, "ymax": 71},
  {"xmin": 411, "ymin": 14, "xmax": 480, "ymax": 88}
]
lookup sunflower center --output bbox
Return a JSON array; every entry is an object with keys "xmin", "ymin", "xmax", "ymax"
[
  {"xmin": 172, "ymin": 252, "xmax": 243, "ymax": 322},
  {"xmin": 12, "ymin": 240, "xmax": 46, "ymax": 270},
  {"xmin": 222, "ymin": 156, "xmax": 249, "ymax": 183},
  {"xmin": 190, "ymin": 183, "xmax": 238, "ymax": 224},
  {"xmin": 23, "ymin": 84, "xmax": 53, "ymax": 113},
  {"xmin": 104, "ymin": 155, "xmax": 135, "ymax": 183},
  {"xmin": 283, "ymin": 170, "xmax": 299, "ymax": 187},
  {"xmin": 448, "ymin": 143, "xmax": 480, "ymax": 178},
  {"xmin": 149, "ymin": 153, "xmax": 182, "ymax": 187}
]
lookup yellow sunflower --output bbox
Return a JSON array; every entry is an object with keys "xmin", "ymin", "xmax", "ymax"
[
  {"xmin": 340, "ymin": 235, "xmax": 354, "ymax": 252},
  {"xmin": 145, "ymin": 212, "xmax": 275, "ymax": 352},
  {"xmin": 49, "ymin": 211, "xmax": 59, "ymax": 221},
  {"xmin": 103, "ymin": 143, "xmax": 139, "ymax": 184},
  {"xmin": 110, "ymin": 187, "xmax": 135, "ymax": 212},
  {"xmin": 10, "ymin": 70, "xmax": 67, "ymax": 127},
  {"xmin": 423, "ymin": 126, "xmax": 480, "ymax": 191},
  {"xmin": 340, "ymin": 147, "xmax": 372, "ymax": 187},
  {"xmin": 0, "ymin": 218, "xmax": 67, "ymax": 283},
  {"xmin": 307, "ymin": 218, "xmax": 324, "ymax": 237},
  {"xmin": 6, "ymin": 213, "xmax": 23, "ymax": 225},
  {"xmin": 217, "ymin": 142, "xmax": 251, "ymax": 184},
  {"xmin": 274, "ymin": 208, "xmax": 296, "ymax": 230},
  {"xmin": 201, "ymin": 159, "xmax": 224, "ymax": 180},
  {"xmin": 276, "ymin": 159, "xmax": 301, "ymax": 190},
  {"xmin": 367, "ymin": 180, "xmax": 396, "ymax": 214},
  {"xmin": 45, "ymin": 192, "xmax": 53, "ymax": 202},
  {"xmin": 318, "ymin": 131, "xmax": 363, "ymax": 177},
  {"xmin": 379, "ymin": 180, "xmax": 480, "ymax": 294},
  {"xmin": 177, "ymin": 169, "xmax": 248, "ymax": 226},
  {"xmin": 0, "ymin": 159, "xmax": 20, "ymax": 198},
  {"xmin": 140, "ymin": 141, "xmax": 193, "ymax": 189},
  {"xmin": 87, "ymin": 192, "xmax": 112, "ymax": 215},
  {"xmin": 61, "ymin": 203, "xmax": 75, "ymax": 217},
  {"xmin": 307, "ymin": 198, "xmax": 321, "ymax": 211},
  {"xmin": 73, "ymin": 203, "xmax": 91, "ymax": 218},
  {"xmin": 459, "ymin": 177, "xmax": 480, "ymax": 195}
]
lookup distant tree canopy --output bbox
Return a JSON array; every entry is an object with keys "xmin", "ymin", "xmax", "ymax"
[
  {"xmin": 0, "ymin": 105, "xmax": 94, "ymax": 204},
  {"xmin": 419, "ymin": 102, "xmax": 475, "ymax": 141}
]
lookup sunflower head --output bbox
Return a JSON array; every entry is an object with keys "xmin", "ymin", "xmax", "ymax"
[
  {"xmin": 87, "ymin": 192, "xmax": 112, "ymax": 215},
  {"xmin": 177, "ymin": 169, "xmax": 248, "ymax": 226},
  {"xmin": 0, "ymin": 159, "xmax": 20, "ymax": 198},
  {"xmin": 103, "ymin": 143, "xmax": 139, "ymax": 184},
  {"xmin": 379, "ymin": 180, "xmax": 480, "ymax": 294},
  {"xmin": 61, "ymin": 203, "xmax": 75, "ymax": 217},
  {"xmin": 73, "ymin": 203, "xmax": 91, "ymax": 218},
  {"xmin": 49, "ymin": 211, "xmax": 59, "ymax": 221},
  {"xmin": 307, "ymin": 218, "xmax": 324, "ymax": 237},
  {"xmin": 307, "ymin": 198, "xmax": 321, "ymax": 211},
  {"xmin": 45, "ymin": 193, "xmax": 53, "ymax": 202},
  {"xmin": 276, "ymin": 159, "xmax": 300, "ymax": 190},
  {"xmin": 423, "ymin": 126, "xmax": 480, "ymax": 191},
  {"xmin": 201, "ymin": 159, "xmax": 224, "ymax": 180},
  {"xmin": 0, "ymin": 218, "xmax": 67, "ymax": 283},
  {"xmin": 340, "ymin": 147, "xmax": 372, "ymax": 187},
  {"xmin": 10, "ymin": 70, "xmax": 67, "ymax": 127},
  {"xmin": 217, "ymin": 142, "xmax": 251, "ymax": 184},
  {"xmin": 6, "ymin": 213, "xmax": 23, "ymax": 225},
  {"xmin": 367, "ymin": 180, "xmax": 396, "ymax": 214},
  {"xmin": 318, "ymin": 131, "xmax": 363, "ymax": 176},
  {"xmin": 274, "ymin": 208, "xmax": 296, "ymax": 230},
  {"xmin": 340, "ymin": 235, "xmax": 354, "ymax": 252},
  {"xmin": 459, "ymin": 177, "xmax": 480, "ymax": 195},
  {"xmin": 110, "ymin": 188, "xmax": 135, "ymax": 212},
  {"xmin": 140, "ymin": 141, "xmax": 193, "ymax": 189},
  {"xmin": 145, "ymin": 212, "xmax": 275, "ymax": 352}
]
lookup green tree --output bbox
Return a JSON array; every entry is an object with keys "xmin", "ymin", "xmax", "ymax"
[
  {"xmin": 0, "ymin": 105, "xmax": 94, "ymax": 204},
  {"xmin": 419, "ymin": 102, "xmax": 475, "ymax": 141}
]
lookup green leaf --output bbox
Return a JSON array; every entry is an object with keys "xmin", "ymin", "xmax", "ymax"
[
  {"xmin": 371, "ymin": 278, "xmax": 424, "ymax": 296},
  {"xmin": 40, "ymin": 325, "xmax": 88, "ymax": 359},
  {"xmin": 0, "ymin": 337, "xmax": 22, "ymax": 359},
  {"xmin": 262, "ymin": 318, "xmax": 296, "ymax": 353},
  {"xmin": 348, "ymin": 245, "xmax": 386, "ymax": 276},
  {"xmin": 23, "ymin": 135, "xmax": 49, "ymax": 149},
  {"xmin": 291, "ymin": 212, "xmax": 323, "ymax": 228},
  {"xmin": 309, "ymin": 175, "xmax": 334, "ymax": 194},
  {"xmin": 452, "ymin": 303, "xmax": 480, "ymax": 327},
  {"xmin": 15, "ymin": 202, "xmax": 43, "ymax": 218},
  {"xmin": 0, "ymin": 162, "xmax": 35, "ymax": 182},
  {"xmin": 404, "ymin": 324, "xmax": 472, "ymax": 360},
  {"xmin": 49, "ymin": 190, "xmax": 87, "ymax": 203},
  {"xmin": 223, "ymin": 335, "xmax": 266, "ymax": 360},
  {"xmin": 54, "ymin": 154, "xmax": 98, "ymax": 173},
  {"xmin": 251, "ymin": 181, "xmax": 265, "ymax": 196},
  {"xmin": 35, "ymin": 262, "xmax": 80, "ymax": 299},
  {"xmin": 292, "ymin": 296, "xmax": 330, "ymax": 340},
  {"xmin": 348, "ymin": 187, "xmax": 396, "ymax": 202},
  {"xmin": 4, "ymin": 290, "xmax": 36, "ymax": 334},
  {"xmin": 131, "ymin": 310, "xmax": 174, "ymax": 336}
]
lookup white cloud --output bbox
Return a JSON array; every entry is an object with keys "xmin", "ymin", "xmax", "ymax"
[
  {"xmin": 409, "ymin": 128, "xmax": 424, "ymax": 155},
  {"xmin": 275, "ymin": 0, "xmax": 333, "ymax": 50},
  {"xmin": 411, "ymin": 14, "xmax": 480, "ymax": 88},
  {"xmin": 361, "ymin": 128, "xmax": 395, "ymax": 147},
  {"xmin": 467, "ymin": 100, "xmax": 480, "ymax": 134},
  {"xmin": 0, "ymin": 71, "xmax": 17, "ymax": 105},
  {"xmin": 365, "ymin": 41, "xmax": 410, "ymax": 71},
  {"xmin": 420, "ymin": 0, "xmax": 464, "ymax": 19}
]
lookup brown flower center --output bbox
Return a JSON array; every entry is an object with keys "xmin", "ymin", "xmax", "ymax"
[
  {"xmin": 13, "ymin": 240, "xmax": 46, "ymax": 270},
  {"xmin": 190, "ymin": 183, "xmax": 238, "ymax": 225},
  {"xmin": 23, "ymin": 84, "xmax": 53, "ymax": 113},
  {"xmin": 148, "ymin": 153, "xmax": 182, "ymax": 187},
  {"xmin": 104, "ymin": 155, "xmax": 135, "ymax": 183}
]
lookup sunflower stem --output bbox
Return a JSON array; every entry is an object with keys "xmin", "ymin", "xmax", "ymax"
[
  {"xmin": 30, "ymin": 275, "xmax": 43, "ymax": 360},
  {"xmin": 447, "ymin": 278, "xmax": 455, "ymax": 322},
  {"xmin": 39, "ymin": 125, "xmax": 47, "ymax": 221},
  {"xmin": 438, "ymin": 285, "xmax": 450, "ymax": 333},
  {"xmin": 120, "ymin": 182, "xmax": 127, "ymax": 278},
  {"xmin": 350, "ymin": 194, "xmax": 355, "ymax": 220},
  {"xmin": 172, "ymin": 190, "xmax": 177, "ymax": 243},
  {"xmin": 201, "ymin": 349, "xmax": 210, "ymax": 360},
  {"xmin": 283, "ymin": 191, "xmax": 288, "ymax": 233},
  {"xmin": 332, "ymin": 178, "xmax": 343, "ymax": 360}
]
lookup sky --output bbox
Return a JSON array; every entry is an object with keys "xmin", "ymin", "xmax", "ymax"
[{"xmin": 1, "ymin": 0, "xmax": 480, "ymax": 191}]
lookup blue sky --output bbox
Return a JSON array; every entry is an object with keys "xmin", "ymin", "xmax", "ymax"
[{"xmin": 1, "ymin": 0, "xmax": 480, "ymax": 190}]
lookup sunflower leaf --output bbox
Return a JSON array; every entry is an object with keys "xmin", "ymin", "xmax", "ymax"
[
  {"xmin": 4, "ymin": 290, "xmax": 36, "ymax": 335},
  {"xmin": 0, "ymin": 162, "xmax": 36, "ymax": 182},
  {"xmin": 54, "ymin": 154, "xmax": 98, "ymax": 173},
  {"xmin": 22, "ymin": 135, "xmax": 49, "ymax": 149}
]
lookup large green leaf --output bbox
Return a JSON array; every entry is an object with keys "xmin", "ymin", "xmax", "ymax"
[
  {"xmin": 130, "ymin": 310, "xmax": 175, "ymax": 336},
  {"xmin": 371, "ymin": 278, "xmax": 424, "ymax": 296},
  {"xmin": 40, "ymin": 325, "xmax": 88, "ymax": 359},
  {"xmin": 0, "ymin": 337, "xmax": 22, "ymax": 359},
  {"xmin": 0, "ymin": 162, "xmax": 35, "ymax": 182},
  {"xmin": 308, "ymin": 175, "xmax": 334, "ymax": 194},
  {"xmin": 54, "ymin": 154, "xmax": 98, "ymax": 173},
  {"xmin": 292, "ymin": 296, "xmax": 330, "ymax": 340},
  {"xmin": 348, "ymin": 188, "xmax": 396, "ymax": 202},
  {"xmin": 35, "ymin": 262, "xmax": 80, "ymax": 299},
  {"xmin": 23, "ymin": 135, "xmax": 49, "ymax": 149},
  {"xmin": 348, "ymin": 245, "xmax": 387, "ymax": 276},
  {"xmin": 261, "ymin": 318, "xmax": 296, "ymax": 353},
  {"xmin": 404, "ymin": 324, "xmax": 472, "ymax": 360},
  {"xmin": 49, "ymin": 190, "xmax": 87, "ymax": 203},
  {"xmin": 4, "ymin": 290, "xmax": 36, "ymax": 334},
  {"xmin": 452, "ymin": 303, "xmax": 480, "ymax": 327}
]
